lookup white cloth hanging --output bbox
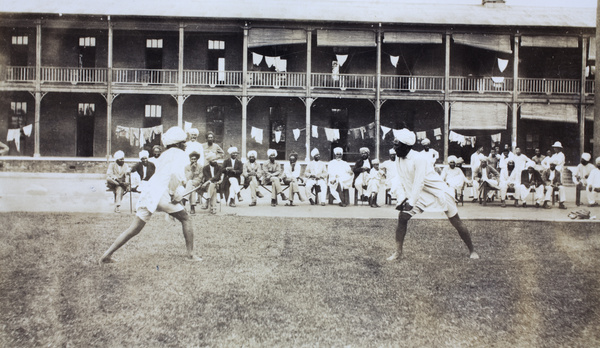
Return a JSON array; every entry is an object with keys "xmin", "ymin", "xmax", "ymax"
[
  {"xmin": 390, "ymin": 55, "xmax": 399, "ymax": 68},
  {"xmin": 22, "ymin": 124, "xmax": 33, "ymax": 137},
  {"xmin": 336, "ymin": 54, "xmax": 348, "ymax": 66},
  {"xmin": 324, "ymin": 128, "xmax": 335, "ymax": 142},
  {"xmin": 312, "ymin": 125, "xmax": 319, "ymax": 138},
  {"xmin": 251, "ymin": 126, "xmax": 263, "ymax": 144},
  {"xmin": 293, "ymin": 128, "xmax": 301, "ymax": 141},
  {"xmin": 265, "ymin": 56, "xmax": 276, "ymax": 68},
  {"xmin": 381, "ymin": 126, "xmax": 391, "ymax": 139},
  {"xmin": 252, "ymin": 52, "xmax": 263, "ymax": 66},
  {"xmin": 416, "ymin": 131, "xmax": 427, "ymax": 140},
  {"xmin": 498, "ymin": 58, "xmax": 509, "ymax": 72},
  {"xmin": 275, "ymin": 130, "xmax": 282, "ymax": 143}
]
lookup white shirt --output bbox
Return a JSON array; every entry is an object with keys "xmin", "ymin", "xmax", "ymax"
[
  {"xmin": 328, "ymin": 159, "xmax": 353, "ymax": 188},
  {"xmin": 305, "ymin": 160, "xmax": 328, "ymax": 180},
  {"xmin": 422, "ymin": 148, "xmax": 439, "ymax": 167},
  {"xmin": 512, "ymin": 154, "xmax": 530, "ymax": 174},
  {"xmin": 551, "ymin": 152, "xmax": 566, "ymax": 171},
  {"xmin": 395, "ymin": 150, "xmax": 453, "ymax": 207},
  {"xmin": 587, "ymin": 168, "xmax": 600, "ymax": 190},
  {"xmin": 381, "ymin": 159, "xmax": 398, "ymax": 187}
]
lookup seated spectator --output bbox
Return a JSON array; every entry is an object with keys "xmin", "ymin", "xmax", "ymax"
[
  {"xmin": 542, "ymin": 159, "xmax": 567, "ymax": 210},
  {"xmin": 185, "ymin": 128, "xmax": 204, "ymax": 169},
  {"xmin": 262, "ymin": 149, "xmax": 287, "ymax": 206},
  {"xmin": 304, "ymin": 148, "xmax": 328, "ymax": 206},
  {"xmin": 130, "ymin": 150, "xmax": 156, "ymax": 193},
  {"xmin": 149, "ymin": 145, "xmax": 162, "ymax": 165},
  {"xmin": 222, "ymin": 147, "xmax": 243, "ymax": 207},
  {"xmin": 242, "ymin": 150, "xmax": 264, "ymax": 206},
  {"xmin": 200, "ymin": 153, "xmax": 223, "ymax": 214},
  {"xmin": 421, "ymin": 138, "xmax": 439, "ymax": 168},
  {"xmin": 381, "ymin": 148, "xmax": 399, "ymax": 202},
  {"xmin": 0, "ymin": 141, "xmax": 8, "ymax": 156},
  {"xmin": 183, "ymin": 151, "xmax": 203, "ymax": 214},
  {"xmin": 519, "ymin": 162, "xmax": 544, "ymax": 208},
  {"xmin": 498, "ymin": 160, "xmax": 520, "ymax": 207},
  {"xmin": 441, "ymin": 155, "xmax": 466, "ymax": 199},
  {"xmin": 328, "ymin": 147, "xmax": 353, "ymax": 207},
  {"xmin": 282, "ymin": 151, "xmax": 306, "ymax": 206},
  {"xmin": 530, "ymin": 148, "xmax": 546, "ymax": 173},
  {"xmin": 573, "ymin": 153, "xmax": 596, "ymax": 206},
  {"xmin": 353, "ymin": 147, "xmax": 372, "ymax": 202},
  {"xmin": 366, "ymin": 159, "xmax": 385, "ymax": 208},
  {"xmin": 106, "ymin": 150, "xmax": 130, "ymax": 213},
  {"xmin": 472, "ymin": 156, "xmax": 499, "ymax": 202},
  {"xmin": 586, "ymin": 156, "xmax": 600, "ymax": 207}
]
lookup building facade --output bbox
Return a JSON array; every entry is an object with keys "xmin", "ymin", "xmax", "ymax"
[{"xmin": 0, "ymin": 1, "xmax": 596, "ymax": 165}]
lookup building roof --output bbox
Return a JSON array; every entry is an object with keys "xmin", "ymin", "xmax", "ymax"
[{"xmin": 0, "ymin": 0, "xmax": 595, "ymax": 28}]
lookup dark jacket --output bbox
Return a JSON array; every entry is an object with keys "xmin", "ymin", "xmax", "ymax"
[
  {"xmin": 352, "ymin": 158, "xmax": 372, "ymax": 186},
  {"xmin": 222, "ymin": 158, "xmax": 243, "ymax": 181},
  {"xmin": 542, "ymin": 168, "xmax": 563, "ymax": 186},
  {"xmin": 520, "ymin": 169, "xmax": 543, "ymax": 188},
  {"xmin": 131, "ymin": 161, "xmax": 156, "ymax": 181},
  {"xmin": 202, "ymin": 163, "xmax": 223, "ymax": 184}
]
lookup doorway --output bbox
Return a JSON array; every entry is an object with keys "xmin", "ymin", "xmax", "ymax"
[{"xmin": 76, "ymin": 103, "xmax": 95, "ymax": 157}]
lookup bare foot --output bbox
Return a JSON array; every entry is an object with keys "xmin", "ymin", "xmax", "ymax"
[
  {"xmin": 469, "ymin": 251, "xmax": 480, "ymax": 259},
  {"xmin": 186, "ymin": 255, "xmax": 203, "ymax": 262},
  {"xmin": 386, "ymin": 251, "xmax": 401, "ymax": 261}
]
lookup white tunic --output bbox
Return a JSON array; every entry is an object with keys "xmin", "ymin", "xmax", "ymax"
[{"xmin": 327, "ymin": 159, "xmax": 353, "ymax": 188}]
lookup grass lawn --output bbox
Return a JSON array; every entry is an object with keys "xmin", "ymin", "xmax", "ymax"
[{"xmin": 1, "ymin": 212, "xmax": 599, "ymax": 347}]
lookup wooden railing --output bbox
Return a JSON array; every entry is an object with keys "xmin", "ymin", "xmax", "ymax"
[
  {"xmin": 113, "ymin": 68, "xmax": 178, "ymax": 85},
  {"xmin": 1, "ymin": 67, "xmax": 596, "ymax": 97},
  {"xmin": 184, "ymin": 70, "xmax": 243, "ymax": 87},
  {"xmin": 311, "ymin": 73, "xmax": 376, "ymax": 90},
  {"xmin": 248, "ymin": 71, "xmax": 306, "ymax": 88},
  {"xmin": 41, "ymin": 67, "xmax": 107, "ymax": 84},
  {"xmin": 5, "ymin": 66, "xmax": 36, "ymax": 81}
]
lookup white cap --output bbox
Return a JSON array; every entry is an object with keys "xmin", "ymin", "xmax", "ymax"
[
  {"xmin": 447, "ymin": 155, "xmax": 457, "ymax": 163},
  {"xmin": 227, "ymin": 147, "xmax": 238, "ymax": 154},
  {"xmin": 138, "ymin": 150, "xmax": 149, "ymax": 159},
  {"xmin": 359, "ymin": 147, "xmax": 370, "ymax": 154},
  {"xmin": 311, "ymin": 148, "xmax": 320, "ymax": 158},
  {"xmin": 247, "ymin": 150, "xmax": 257, "ymax": 158},
  {"xmin": 552, "ymin": 141, "xmax": 563, "ymax": 148},
  {"xmin": 267, "ymin": 149, "xmax": 278, "ymax": 157},
  {"xmin": 187, "ymin": 128, "xmax": 199, "ymax": 136},
  {"xmin": 333, "ymin": 147, "xmax": 344, "ymax": 155},
  {"xmin": 185, "ymin": 142, "xmax": 203, "ymax": 157},
  {"xmin": 113, "ymin": 150, "xmax": 125, "ymax": 160},
  {"xmin": 371, "ymin": 159, "xmax": 379, "ymax": 164},
  {"xmin": 581, "ymin": 153, "xmax": 591, "ymax": 161},
  {"xmin": 162, "ymin": 127, "xmax": 187, "ymax": 146},
  {"xmin": 389, "ymin": 148, "xmax": 396, "ymax": 155},
  {"xmin": 205, "ymin": 152, "xmax": 217, "ymax": 162},
  {"xmin": 526, "ymin": 161, "xmax": 536, "ymax": 169},
  {"xmin": 421, "ymin": 138, "xmax": 431, "ymax": 146},
  {"xmin": 395, "ymin": 129, "xmax": 416, "ymax": 146}
]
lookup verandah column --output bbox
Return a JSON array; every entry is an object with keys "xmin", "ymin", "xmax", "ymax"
[
  {"xmin": 580, "ymin": 35, "xmax": 588, "ymax": 155},
  {"xmin": 305, "ymin": 29, "xmax": 312, "ymax": 161},
  {"xmin": 177, "ymin": 23, "xmax": 184, "ymax": 128},
  {"xmin": 375, "ymin": 25, "xmax": 382, "ymax": 159},
  {"xmin": 512, "ymin": 35, "xmax": 520, "ymax": 151},
  {"xmin": 443, "ymin": 32, "xmax": 450, "ymax": 162},
  {"xmin": 106, "ymin": 18, "xmax": 113, "ymax": 159},
  {"xmin": 34, "ymin": 20, "xmax": 41, "ymax": 157},
  {"xmin": 241, "ymin": 23, "xmax": 249, "ymax": 158}
]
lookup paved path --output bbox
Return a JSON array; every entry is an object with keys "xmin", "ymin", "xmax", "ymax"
[{"xmin": 1, "ymin": 172, "xmax": 599, "ymax": 222}]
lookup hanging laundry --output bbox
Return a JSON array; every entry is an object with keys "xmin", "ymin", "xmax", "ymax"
[
  {"xmin": 152, "ymin": 125, "xmax": 163, "ymax": 141},
  {"xmin": 390, "ymin": 55, "xmax": 399, "ymax": 68},
  {"xmin": 293, "ymin": 128, "xmax": 301, "ymax": 141},
  {"xmin": 142, "ymin": 128, "xmax": 154, "ymax": 145},
  {"xmin": 381, "ymin": 125, "xmax": 391, "ymax": 139},
  {"xmin": 22, "ymin": 124, "xmax": 32, "ymax": 137},
  {"xmin": 139, "ymin": 128, "xmax": 146, "ymax": 148},
  {"xmin": 359, "ymin": 126, "xmax": 366, "ymax": 139},
  {"xmin": 491, "ymin": 133, "xmax": 502, "ymax": 144},
  {"xmin": 7, "ymin": 129, "xmax": 20, "ymax": 152},
  {"xmin": 312, "ymin": 125, "xmax": 319, "ymax": 138},
  {"xmin": 115, "ymin": 126, "xmax": 129, "ymax": 138},
  {"xmin": 275, "ymin": 58, "xmax": 287, "ymax": 72},
  {"xmin": 352, "ymin": 128, "xmax": 360, "ymax": 139},
  {"xmin": 433, "ymin": 127, "xmax": 442, "ymax": 140},
  {"xmin": 324, "ymin": 127, "xmax": 335, "ymax": 142},
  {"xmin": 265, "ymin": 56, "xmax": 276, "ymax": 68},
  {"xmin": 498, "ymin": 58, "xmax": 509, "ymax": 73},
  {"xmin": 275, "ymin": 130, "xmax": 282, "ymax": 143},
  {"xmin": 336, "ymin": 54, "xmax": 348, "ymax": 66},
  {"xmin": 252, "ymin": 52, "xmax": 263, "ymax": 66},
  {"xmin": 416, "ymin": 131, "xmax": 427, "ymax": 141},
  {"xmin": 367, "ymin": 123, "xmax": 375, "ymax": 139},
  {"xmin": 251, "ymin": 126, "xmax": 263, "ymax": 144},
  {"xmin": 184, "ymin": 122, "xmax": 192, "ymax": 132}
]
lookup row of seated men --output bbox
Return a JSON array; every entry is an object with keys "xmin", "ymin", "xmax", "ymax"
[{"xmin": 441, "ymin": 151, "xmax": 600, "ymax": 209}]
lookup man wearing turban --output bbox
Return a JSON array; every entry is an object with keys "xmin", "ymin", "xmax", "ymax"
[
  {"xmin": 262, "ymin": 149, "xmax": 287, "ymax": 206},
  {"xmin": 304, "ymin": 148, "xmax": 328, "ymax": 206},
  {"xmin": 201, "ymin": 152, "xmax": 224, "ymax": 214},
  {"xmin": 130, "ymin": 150, "xmax": 156, "ymax": 193},
  {"xmin": 353, "ymin": 147, "xmax": 373, "ymax": 203},
  {"xmin": 518, "ymin": 161, "xmax": 544, "ymax": 207},
  {"xmin": 387, "ymin": 128, "xmax": 479, "ymax": 261},
  {"xmin": 440, "ymin": 155, "xmax": 466, "ymax": 200},
  {"xmin": 327, "ymin": 147, "xmax": 353, "ymax": 207},
  {"xmin": 106, "ymin": 150, "xmax": 130, "ymax": 213},
  {"xmin": 222, "ymin": 147, "xmax": 244, "ymax": 207},
  {"xmin": 101, "ymin": 127, "xmax": 202, "ymax": 263},
  {"xmin": 242, "ymin": 150, "xmax": 264, "ymax": 206},
  {"xmin": 282, "ymin": 151, "xmax": 306, "ymax": 206}
]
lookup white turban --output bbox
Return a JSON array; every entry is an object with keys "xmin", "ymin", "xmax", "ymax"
[
  {"xmin": 185, "ymin": 142, "xmax": 203, "ymax": 157},
  {"xmin": 113, "ymin": 150, "xmax": 125, "ymax": 160},
  {"xmin": 395, "ymin": 129, "xmax": 416, "ymax": 146},
  {"xmin": 267, "ymin": 149, "xmax": 278, "ymax": 157},
  {"xmin": 227, "ymin": 147, "xmax": 238, "ymax": 155},
  {"xmin": 526, "ymin": 161, "xmax": 536, "ymax": 169},
  {"xmin": 389, "ymin": 148, "xmax": 396, "ymax": 155},
  {"xmin": 581, "ymin": 153, "xmax": 591, "ymax": 161},
  {"xmin": 247, "ymin": 150, "xmax": 257, "ymax": 158},
  {"xmin": 162, "ymin": 127, "xmax": 187, "ymax": 146},
  {"xmin": 311, "ymin": 148, "xmax": 320, "ymax": 158},
  {"xmin": 138, "ymin": 150, "xmax": 149, "ymax": 159},
  {"xmin": 359, "ymin": 147, "xmax": 370, "ymax": 154},
  {"xmin": 421, "ymin": 138, "xmax": 431, "ymax": 146},
  {"xmin": 187, "ymin": 128, "xmax": 199, "ymax": 136},
  {"xmin": 550, "ymin": 158, "xmax": 558, "ymax": 165},
  {"xmin": 333, "ymin": 147, "xmax": 343, "ymax": 155},
  {"xmin": 205, "ymin": 152, "xmax": 217, "ymax": 162},
  {"xmin": 371, "ymin": 159, "xmax": 379, "ymax": 165},
  {"xmin": 479, "ymin": 154, "xmax": 488, "ymax": 161},
  {"xmin": 447, "ymin": 155, "xmax": 457, "ymax": 163},
  {"xmin": 596, "ymin": 157, "xmax": 600, "ymax": 165}
]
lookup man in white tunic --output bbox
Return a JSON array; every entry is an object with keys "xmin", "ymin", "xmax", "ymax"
[
  {"xmin": 420, "ymin": 138, "xmax": 438, "ymax": 169},
  {"xmin": 387, "ymin": 129, "xmax": 479, "ymax": 261},
  {"xmin": 304, "ymin": 148, "xmax": 328, "ymax": 206},
  {"xmin": 380, "ymin": 148, "xmax": 399, "ymax": 202},
  {"xmin": 100, "ymin": 127, "xmax": 202, "ymax": 263},
  {"xmin": 550, "ymin": 141, "xmax": 566, "ymax": 172},
  {"xmin": 328, "ymin": 147, "xmax": 353, "ymax": 207},
  {"xmin": 440, "ymin": 155, "xmax": 466, "ymax": 199},
  {"xmin": 586, "ymin": 157, "xmax": 600, "ymax": 207}
]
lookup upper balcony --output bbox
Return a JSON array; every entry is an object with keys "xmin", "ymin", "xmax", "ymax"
[{"xmin": 1, "ymin": 66, "xmax": 594, "ymax": 98}]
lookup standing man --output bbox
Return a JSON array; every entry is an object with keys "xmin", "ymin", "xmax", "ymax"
[
  {"xmin": 242, "ymin": 150, "xmax": 264, "ymax": 206},
  {"xmin": 366, "ymin": 159, "xmax": 385, "ymax": 208},
  {"xmin": 222, "ymin": 147, "xmax": 243, "ymax": 207},
  {"xmin": 263, "ymin": 149, "xmax": 287, "ymax": 206},
  {"xmin": 541, "ymin": 159, "xmax": 567, "ymax": 209},
  {"xmin": 100, "ymin": 127, "xmax": 202, "ymax": 263},
  {"xmin": 550, "ymin": 141, "xmax": 566, "ymax": 172},
  {"xmin": 380, "ymin": 148, "xmax": 399, "ymax": 203},
  {"xmin": 201, "ymin": 131, "xmax": 224, "ymax": 166},
  {"xmin": 353, "ymin": 147, "xmax": 372, "ymax": 202},
  {"xmin": 530, "ymin": 148, "xmax": 546, "ymax": 173},
  {"xmin": 420, "ymin": 138, "xmax": 439, "ymax": 169},
  {"xmin": 149, "ymin": 145, "xmax": 162, "ymax": 166},
  {"xmin": 387, "ymin": 129, "xmax": 479, "ymax": 261},
  {"xmin": 512, "ymin": 147, "xmax": 530, "ymax": 176},
  {"xmin": 106, "ymin": 150, "xmax": 130, "ymax": 213},
  {"xmin": 304, "ymin": 148, "xmax": 328, "ymax": 206},
  {"xmin": 185, "ymin": 128, "xmax": 204, "ymax": 169},
  {"xmin": 469, "ymin": 145, "xmax": 485, "ymax": 201},
  {"xmin": 586, "ymin": 157, "xmax": 600, "ymax": 207}
]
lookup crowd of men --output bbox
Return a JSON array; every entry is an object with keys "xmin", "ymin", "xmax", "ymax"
[{"xmin": 106, "ymin": 130, "xmax": 600, "ymax": 215}]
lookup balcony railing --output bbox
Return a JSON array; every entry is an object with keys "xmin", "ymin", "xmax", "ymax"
[
  {"xmin": 184, "ymin": 70, "xmax": 243, "ymax": 87},
  {"xmin": 311, "ymin": 73, "xmax": 376, "ymax": 90},
  {"xmin": 113, "ymin": 68, "xmax": 178, "ymax": 85},
  {"xmin": 1, "ymin": 67, "xmax": 596, "ymax": 97},
  {"xmin": 41, "ymin": 67, "xmax": 107, "ymax": 84},
  {"xmin": 248, "ymin": 71, "xmax": 306, "ymax": 89},
  {"xmin": 381, "ymin": 75, "xmax": 444, "ymax": 92},
  {"xmin": 5, "ymin": 66, "xmax": 36, "ymax": 81}
]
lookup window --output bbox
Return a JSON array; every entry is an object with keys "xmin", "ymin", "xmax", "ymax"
[
  {"xmin": 525, "ymin": 133, "xmax": 540, "ymax": 152},
  {"xmin": 208, "ymin": 40, "xmax": 225, "ymax": 50},
  {"xmin": 79, "ymin": 37, "xmax": 96, "ymax": 47},
  {"xmin": 78, "ymin": 103, "xmax": 95, "ymax": 116},
  {"xmin": 206, "ymin": 106, "xmax": 225, "ymax": 144},
  {"xmin": 145, "ymin": 105, "xmax": 162, "ymax": 118},
  {"xmin": 146, "ymin": 39, "xmax": 163, "ymax": 48},
  {"xmin": 10, "ymin": 102, "xmax": 27, "ymax": 128},
  {"xmin": 11, "ymin": 36, "xmax": 28, "ymax": 45}
]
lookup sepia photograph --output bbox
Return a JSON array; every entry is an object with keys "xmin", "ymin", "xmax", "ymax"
[{"xmin": 1, "ymin": 0, "xmax": 599, "ymax": 346}]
